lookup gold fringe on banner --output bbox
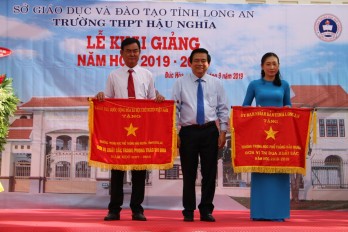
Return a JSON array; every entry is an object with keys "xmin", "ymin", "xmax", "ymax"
[
  {"xmin": 312, "ymin": 109, "xmax": 317, "ymax": 144},
  {"xmin": 301, "ymin": 109, "xmax": 313, "ymax": 175},
  {"xmin": 87, "ymin": 98, "xmax": 94, "ymax": 167},
  {"xmin": 230, "ymin": 107, "xmax": 310, "ymax": 175},
  {"xmin": 230, "ymin": 109, "xmax": 236, "ymax": 171},
  {"xmin": 0, "ymin": 181, "xmax": 4, "ymax": 192},
  {"xmin": 88, "ymin": 161, "xmax": 176, "ymax": 171},
  {"xmin": 171, "ymin": 103, "xmax": 178, "ymax": 165},
  {"xmin": 233, "ymin": 166, "xmax": 306, "ymax": 175}
]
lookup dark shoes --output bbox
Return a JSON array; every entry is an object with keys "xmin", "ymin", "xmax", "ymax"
[
  {"xmin": 104, "ymin": 212, "xmax": 120, "ymax": 221},
  {"xmin": 104, "ymin": 211, "xmax": 214, "ymax": 222},
  {"xmin": 183, "ymin": 213, "xmax": 215, "ymax": 222},
  {"xmin": 200, "ymin": 213, "xmax": 216, "ymax": 222},
  {"xmin": 183, "ymin": 215, "xmax": 194, "ymax": 222},
  {"xmin": 104, "ymin": 212, "xmax": 146, "ymax": 221},
  {"xmin": 183, "ymin": 211, "xmax": 194, "ymax": 222},
  {"xmin": 132, "ymin": 212, "xmax": 147, "ymax": 221}
]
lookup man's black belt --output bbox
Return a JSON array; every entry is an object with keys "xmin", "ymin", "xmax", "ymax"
[{"xmin": 182, "ymin": 121, "xmax": 216, "ymax": 129}]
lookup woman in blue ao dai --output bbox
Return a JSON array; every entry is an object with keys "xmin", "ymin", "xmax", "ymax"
[{"xmin": 242, "ymin": 52, "xmax": 291, "ymax": 222}]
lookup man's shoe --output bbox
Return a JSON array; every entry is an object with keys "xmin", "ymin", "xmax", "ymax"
[
  {"xmin": 132, "ymin": 212, "xmax": 147, "ymax": 221},
  {"xmin": 200, "ymin": 214, "xmax": 215, "ymax": 222},
  {"xmin": 183, "ymin": 211, "xmax": 194, "ymax": 222},
  {"xmin": 183, "ymin": 215, "xmax": 194, "ymax": 222},
  {"xmin": 104, "ymin": 212, "xmax": 120, "ymax": 221}
]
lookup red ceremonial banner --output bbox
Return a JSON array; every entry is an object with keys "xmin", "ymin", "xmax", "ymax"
[
  {"xmin": 88, "ymin": 98, "xmax": 177, "ymax": 170},
  {"xmin": 231, "ymin": 106, "xmax": 313, "ymax": 175}
]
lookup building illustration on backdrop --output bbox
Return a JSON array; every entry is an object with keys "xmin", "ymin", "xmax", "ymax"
[{"xmin": 0, "ymin": 85, "xmax": 347, "ymax": 200}]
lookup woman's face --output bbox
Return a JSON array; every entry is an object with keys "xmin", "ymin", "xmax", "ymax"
[{"xmin": 261, "ymin": 56, "xmax": 279, "ymax": 79}]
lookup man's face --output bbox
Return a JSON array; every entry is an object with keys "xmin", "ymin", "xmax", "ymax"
[
  {"xmin": 190, "ymin": 52, "xmax": 210, "ymax": 78},
  {"xmin": 120, "ymin": 43, "xmax": 140, "ymax": 68}
]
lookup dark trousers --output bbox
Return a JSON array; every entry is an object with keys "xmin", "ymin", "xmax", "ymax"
[
  {"xmin": 179, "ymin": 123, "xmax": 219, "ymax": 216},
  {"xmin": 108, "ymin": 169, "xmax": 146, "ymax": 214}
]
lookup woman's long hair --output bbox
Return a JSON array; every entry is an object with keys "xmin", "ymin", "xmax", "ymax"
[{"xmin": 261, "ymin": 52, "xmax": 281, "ymax": 86}]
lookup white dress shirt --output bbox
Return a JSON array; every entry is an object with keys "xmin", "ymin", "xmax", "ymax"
[
  {"xmin": 105, "ymin": 65, "xmax": 156, "ymax": 100},
  {"xmin": 172, "ymin": 73, "xmax": 229, "ymax": 132}
]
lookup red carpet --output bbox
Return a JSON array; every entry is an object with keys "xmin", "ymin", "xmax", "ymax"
[{"xmin": 0, "ymin": 209, "xmax": 347, "ymax": 232}]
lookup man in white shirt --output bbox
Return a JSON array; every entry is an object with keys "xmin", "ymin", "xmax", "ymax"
[
  {"xmin": 172, "ymin": 48, "xmax": 229, "ymax": 222},
  {"xmin": 96, "ymin": 37, "xmax": 163, "ymax": 221}
]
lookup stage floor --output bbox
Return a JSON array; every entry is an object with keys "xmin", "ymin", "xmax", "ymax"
[
  {"xmin": 0, "ymin": 208, "xmax": 348, "ymax": 232},
  {"xmin": 1, "ymin": 192, "xmax": 347, "ymax": 231}
]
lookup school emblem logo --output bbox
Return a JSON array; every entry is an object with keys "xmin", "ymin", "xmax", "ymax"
[{"xmin": 314, "ymin": 14, "xmax": 342, "ymax": 42}]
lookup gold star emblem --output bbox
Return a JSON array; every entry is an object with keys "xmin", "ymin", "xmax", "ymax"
[
  {"xmin": 124, "ymin": 123, "xmax": 138, "ymax": 136},
  {"xmin": 264, "ymin": 126, "xmax": 278, "ymax": 140}
]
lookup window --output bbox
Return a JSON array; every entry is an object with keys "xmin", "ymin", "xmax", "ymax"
[
  {"xmin": 326, "ymin": 119, "xmax": 338, "ymax": 137},
  {"xmin": 76, "ymin": 136, "xmax": 89, "ymax": 151},
  {"xmin": 319, "ymin": 119, "xmax": 325, "ymax": 137},
  {"xmin": 75, "ymin": 161, "xmax": 91, "ymax": 178},
  {"xmin": 339, "ymin": 119, "xmax": 345, "ymax": 137},
  {"xmin": 159, "ymin": 164, "xmax": 182, "ymax": 179},
  {"xmin": 56, "ymin": 135, "xmax": 72, "ymax": 150},
  {"xmin": 15, "ymin": 161, "xmax": 31, "ymax": 178},
  {"xmin": 56, "ymin": 161, "xmax": 70, "ymax": 178},
  {"xmin": 319, "ymin": 119, "xmax": 345, "ymax": 137},
  {"xmin": 311, "ymin": 156, "xmax": 346, "ymax": 189}
]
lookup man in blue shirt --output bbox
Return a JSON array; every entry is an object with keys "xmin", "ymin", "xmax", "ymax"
[{"xmin": 172, "ymin": 48, "xmax": 229, "ymax": 222}]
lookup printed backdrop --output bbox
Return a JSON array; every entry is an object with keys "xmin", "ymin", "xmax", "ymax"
[
  {"xmin": 0, "ymin": 1, "xmax": 347, "ymax": 195},
  {"xmin": 0, "ymin": 1, "xmax": 347, "ymax": 104}
]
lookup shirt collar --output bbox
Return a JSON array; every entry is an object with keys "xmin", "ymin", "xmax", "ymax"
[
  {"xmin": 123, "ymin": 64, "xmax": 139, "ymax": 73},
  {"xmin": 190, "ymin": 73, "xmax": 207, "ymax": 83}
]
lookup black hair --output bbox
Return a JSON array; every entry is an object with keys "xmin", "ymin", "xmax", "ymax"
[
  {"xmin": 121, "ymin": 37, "xmax": 141, "ymax": 51},
  {"xmin": 189, "ymin": 48, "xmax": 211, "ymax": 64},
  {"xmin": 261, "ymin": 52, "xmax": 281, "ymax": 86}
]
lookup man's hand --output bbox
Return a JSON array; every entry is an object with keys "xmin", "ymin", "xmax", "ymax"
[
  {"xmin": 155, "ymin": 90, "xmax": 165, "ymax": 102},
  {"xmin": 218, "ymin": 131, "xmax": 226, "ymax": 149},
  {"xmin": 96, "ymin": 92, "xmax": 105, "ymax": 101}
]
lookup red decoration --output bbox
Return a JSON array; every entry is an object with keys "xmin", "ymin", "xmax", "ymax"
[
  {"xmin": 88, "ymin": 98, "xmax": 177, "ymax": 170},
  {"xmin": 231, "ymin": 106, "xmax": 312, "ymax": 174}
]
